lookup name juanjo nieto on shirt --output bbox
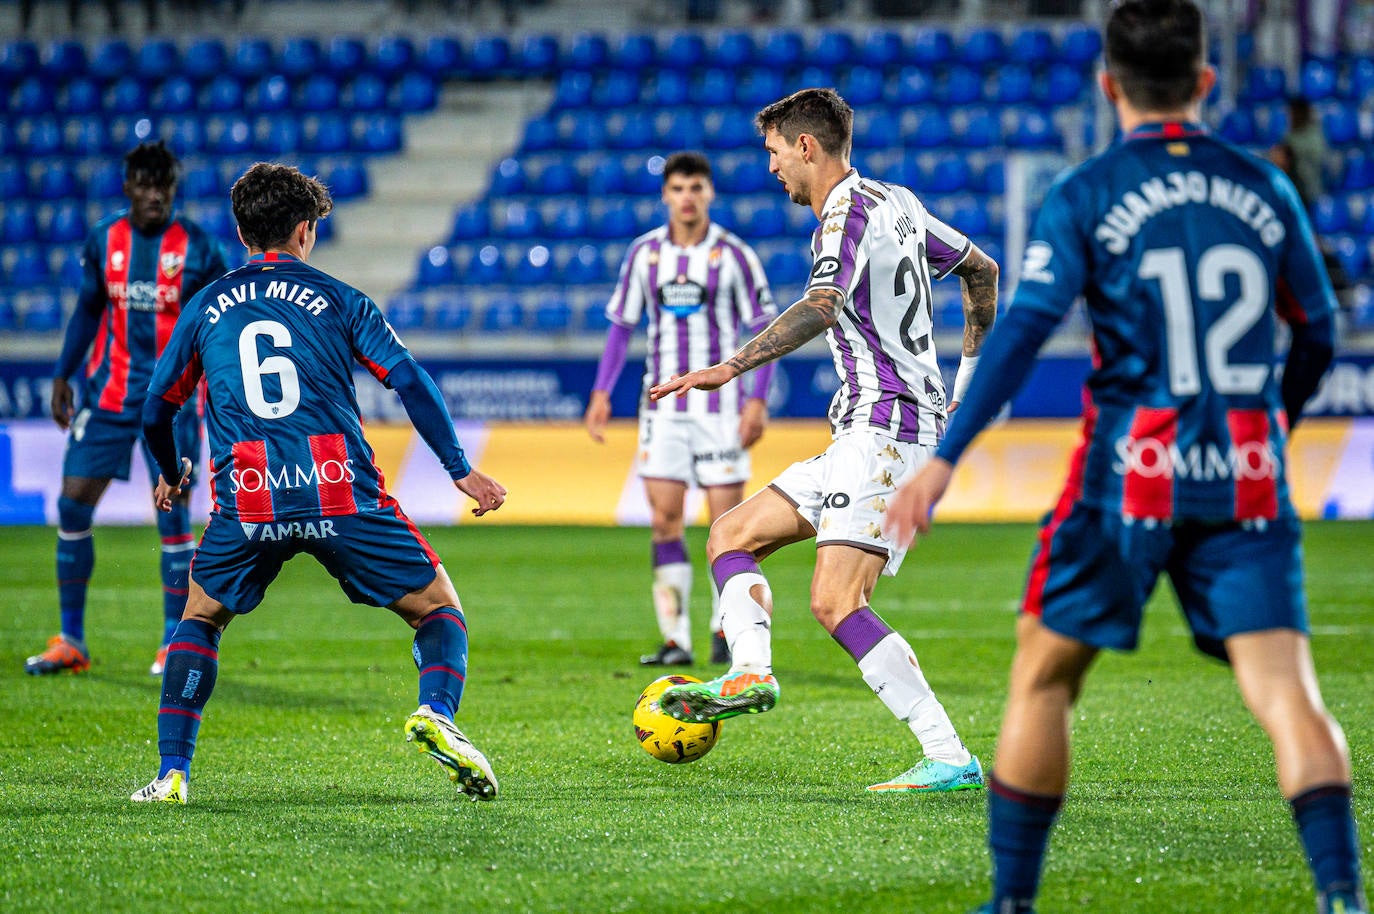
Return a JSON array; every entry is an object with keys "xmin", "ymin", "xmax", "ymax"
[{"xmin": 1094, "ymin": 170, "xmax": 1287, "ymax": 255}]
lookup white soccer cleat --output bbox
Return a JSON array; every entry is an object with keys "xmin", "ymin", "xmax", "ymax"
[
  {"xmin": 149, "ymin": 644, "xmax": 169, "ymax": 676},
  {"xmin": 130, "ymin": 769, "xmax": 188, "ymax": 804},
  {"xmin": 404, "ymin": 704, "xmax": 498, "ymax": 801}
]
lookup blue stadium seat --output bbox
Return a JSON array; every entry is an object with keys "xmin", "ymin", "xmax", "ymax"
[
  {"xmin": 152, "ymin": 75, "xmax": 196, "ymax": 114},
  {"xmin": 18, "ymin": 116, "xmax": 63, "ymax": 158},
  {"xmin": 21, "ymin": 289, "xmax": 64, "ymax": 332},
  {"xmin": 376, "ymin": 35, "xmax": 419, "ymax": 80},
  {"xmin": 691, "ymin": 68, "xmax": 735, "ymax": 107},
  {"xmin": 182, "ymin": 38, "xmax": 228, "ymax": 84},
  {"xmin": 489, "ymin": 157, "xmax": 527, "ymax": 197},
  {"xmin": 662, "ymin": 33, "xmax": 706, "ymax": 70},
  {"xmin": 888, "ymin": 67, "xmax": 934, "ymax": 106},
  {"xmin": 961, "ymin": 27, "xmax": 1005, "ymax": 67},
  {"xmin": 1342, "ymin": 148, "xmax": 1374, "ymax": 190},
  {"xmin": 1009, "ymin": 28, "xmax": 1053, "ymax": 67},
  {"xmin": 705, "ymin": 109, "xmax": 755, "ymax": 149},
  {"xmin": 325, "ymin": 36, "xmax": 367, "ymax": 78},
  {"xmin": 0, "ymin": 40, "xmax": 40, "ymax": 85},
  {"xmin": 467, "ymin": 244, "xmax": 508, "ymax": 284},
  {"xmin": 840, "ymin": 67, "xmax": 884, "ymax": 107},
  {"xmin": 862, "ymin": 30, "xmax": 904, "ymax": 68},
  {"xmin": 608, "ymin": 110, "xmax": 655, "ymax": 151},
  {"xmin": 553, "ymin": 71, "xmax": 593, "ymax": 109},
  {"xmin": 593, "ymin": 70, "xmax": 640, "ymax": 108},
  {"xmin": 496, "ymin": 201, "xmax": 540, "ymax": 238},
  {"xmin": 1, "ymin": 203, "xmax": 38, "ymax": 244},
  {"xmin": 1058, "ymin": 24, "xmax": 1102, "ymax": 68},
  {"xmin": 588, "ymin": 199, "xmax": 638, "ymax": 239},
  {"xmin": 0, "ymin": 161, "xmax": 28, "ymax": 200},
  {"xmin": 387, "ymin": 292, "xmax": 427, "ymax": 330},
  {"xmin": 854, "ymin": 109, "xmax": 900, "ymax": 148},
  {"xmin": 911, "ymin": 27, "xmax": 954, "ymax": 66},
  {"xmin": 229, "ymin": 37, "xmax": 272, "ymax": 81},
  {"xmin": 354, "ymin": 113, "xmax": 403, "ymax": 154},
  {"xmin": 562, "ymin": 244, "xmax": 608, "ymax": 284},
  {"xmin": 520, "ymin": 116, "xmax": 558, "ymax": 153},
  {"xmin": 901, "ymin": 108, "xmax": 952, "ymax": 148},
  {"xmin": 88, "ymin": 38, "xmax": 132, "ymax": 83},
  {"xmin": 8, "ymin": 245, "xmax": 51, "ymax": 287},
  {"xmin": 556, "ymin": 109, "xmax": 603, "ymax": 150},
  {"xmin": 947, "ymin": 195, "xmax": 990, "ymax": 236},
  {"xmin": 954, "ymin": 108, "xmax": 1001, "ymax": 147},
  {"xmin": 449, "ymin": 203, "xmax": 490, "ymax": 243},
  {"xmin": 107, "ymin": 76, "xmax": 150, "ymax": 113},
  {"xmin": 515, "ymin": 244, "xmax": 555, "ymax": 284},
  {"xmin": 812, "ymin": 30, "xmax": 856, "ymax": 68},
  {"xmin": 298, "ymin": 74, "xmax": 340, "ymax": 113},
  {"xmin": 65, "ymin": 115, "xmax": 111, "ymax": 156},
  {"xmin": 942, "ymin": 65, "xmax": 983, "ymax": 105},
  {"xmin": 1218, "ymin": 108, "xmax": 1258, "ymax": 144},
  {"xmin": 466, "ymin": 35, "xmax": 510, "ymax": 79},
  {"xmin": 992, "ymin": 65, "xmax": 1034, "ymax": 105},
  {"xmin": 624, "ymin": 158, "xmax": 662, "ymax": 196},
  {"xmin": 210, "ymin": 115, "xmax": 255, "ymax": 155},
  {"xmin": 42, "ymin": 39, "xmax": 87, "ymax": 82},
  {"xmin": 739, "ymin": 203, "xmax": 786, "ymax": 239},
  {"xmin": 736, "ymin": 67, "xmax": 785, "ymax": 108},
  {"xmin": 533, "ymin": 298, "xmax": 573, "ymax": 334},
  {"xmin": 202, "ymin": 74, "xmax": 247, "ymax": 113},
  {"xmin": 430, "ymin": 294, "xmax": 473, "ymax": 331},
  {"xmin": 255, "ymin": 114, "xmax": 303, "ymax": 155},
  {"xmin": 1311, "ymin": 196, "xmax": 1350, "ymax": 234},
  {"xmin": 582, "ymin": 299, "xmax": 612, "ymax": 333},
  {"xmin": 1036, "ymin": 63, "xmax": 1086, "ymax": 107},
  {"xmin": 164, "ymin": 115, "xmax": 207, "ymax": 157},
  {"xmin": 657, "ymin": 110, "xmax": 704, "ymax": 149},
  {"xmin": 347, "ymin": 73, "xmax": 389, "ymax": 112},
  {"xmin": 764, "ymin": 250, "xmax": 809, "ymax": 285},
  {"xmin": 545, "ymin": 201, "xmax": 588, "ymax": 239},
  {"xmin": 0, "ymin": 293, "xmax": 16, "ymax": 331},
  {"xmin": 519, "ymin": 34, "xmax": 559, "ymax": 76},
  {"xmin": 246, "ymin": 74, "xmax": 290, "ymax": 112},
  {"xmin": 712, "ymin": 31, "xmax": 756, "ymax": 69},
  {"xmin": 11, "ymin": 76, "xmax": 55, "ymax": 116},
  {"xmin": 280, "ymin": 36, "xmax": 323, "ymax": 80},
  {"xmin": 929, "ymin": 156, "xmax": 972, "ymax": 194},
  {"xmin": 587, "ymin": 158, "xmax": 628, "ymax": 195},
  {"xmin": 1324, "ymin": 107, "xmax": 1362, "ymax": 146},
  {"xmin": 613, "ymin": 33, "xmax": 657, "ymax": 71},
  {"xmin": 415, "ymin": 246, "xmax": 457, "ymax": 287},
  {"xmin": 179, "ymin": 161, "xmax": 220, "ymax": 202},
  {"xmin": 1242, "ymin": 66, "xmax": 1286, "ymax": 102},
  {"xmin": 646, "ymin": 71, "xmax": 690, "ymax": 107},
  {"xmin": 564, "ymin": 32, "xmax": 609, "ymax": 71},
  {"xmin": 42, "ymin": 200, "xmax": 87, "ymax": 244},
  {"xmin": 796, "ymin": 65, "xmax": 835, "ymax": 92},
  {"xmin": 1300, "ymin": 58, "xmax": 1338, "ymax": 101},
  {"xmin": 35, "ymin": 161, "xmax": 78, "ymax": 200},
  {"xmin": 755, "ymin": 30, "xmax": 801, "ymax": 70},
  {"xmin": 65, "ymin": 77, "xmax": 108, "ymax": 115},
  {"xmin": 482, "ymin": 298, "xmax": 526, "ymax": 332},
  {"xmin": 1006, "ymin": 108, "xmax": 1060, "ymax": 149},
  {"xmin": 1331, "ymin": 235, "xmax": 1369, "ymax": 280},
  {"xmin": 534, "ymin": 160, "xmax": 580, "ymax": 195},
  {"xmin": 87, "ymin": 159, "xmax": 124, "ymax": 199},
  {"xmin": 1348, "ymin": 58, "xmax": 1374, "ymax": 103}
]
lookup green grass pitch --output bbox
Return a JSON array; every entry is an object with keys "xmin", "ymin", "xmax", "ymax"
[{"xmin": 2, "ymin": 522, "xmax": 1372, "ymax": 913}]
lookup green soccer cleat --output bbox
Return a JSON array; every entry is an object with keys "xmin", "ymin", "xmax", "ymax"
[
  {"xmin": 867, "ymin": 756, "xmax": 986, "ymax": 793},
  {"xmin": 130, "ymin": 769, "xmax": 188, "ymax": 804},
  {"xmin": 404, "ymin": 705, "xmax": 498, "ymax": 801},
  {"xmin": 658, "ymin": 670, "xmax": 779, "ymax": 723}
]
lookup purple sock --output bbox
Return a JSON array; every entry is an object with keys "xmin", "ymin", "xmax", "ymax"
[
  {"xmin": 831, "ymin": 607, "xmax": 892, "ymax": 661},
  {"xmin": 652, "ymin": 539, "xmax": 688, "ymax": 567},
  {"xmin": 710, "ymin": 550, "xmax": 759, "ymax": 594}
]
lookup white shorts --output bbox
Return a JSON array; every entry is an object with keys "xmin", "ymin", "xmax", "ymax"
[
  {"xmin": 770, "ymin": 430, "xmax": 934, "ymax": 577},
  {"xmin": 637, "ymin": 413, "xmax": 751, "ymax": 488}
]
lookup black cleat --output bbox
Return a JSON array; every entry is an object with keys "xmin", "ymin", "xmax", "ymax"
[
  {"xmin": 709, "ymin": 630, "xmax": 731, "ymax": 664},
  {"xmin": 639, "ymin": 642, "xmax": 694, "ymax": 666}
]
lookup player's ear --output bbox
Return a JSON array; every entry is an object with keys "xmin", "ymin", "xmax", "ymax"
[
  {"xmin": 1098, "ymin": 68, "xmax": 1119, "ymax": 105},
  {"xmin": 235, "ymin": 225, "xmax": 248, "ymax": 250},
  {"xmin": 1195, "ymin": 64, "xmax": 1217, "ymax": 105}
]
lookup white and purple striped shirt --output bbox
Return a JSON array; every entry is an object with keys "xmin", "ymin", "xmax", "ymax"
[
  {"xmin": 807, "ymin": 170, "xmax": 972, "ymax": 445},
  {"xmin": 605, "ymin": 222, "xmax": 776, "ymax": 417}
]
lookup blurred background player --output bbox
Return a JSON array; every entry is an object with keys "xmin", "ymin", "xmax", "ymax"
[
  {"xmin": 884, "ymin": 2, "xmax": 1365, "ymax": 911},
  {"xmin": 25, "ymin": 140, "xmax": 229, "ymax": 677},
  {"xmin": 653, "ymin": 88, "xmax": 999, "ymax": 792},
  {"xmin": 585, "ymin": 151, "xmax": 777, "ymax": 667},
  {"xmin": 132, "ymin": 163, "xmax": 507, "ymax": 804}
]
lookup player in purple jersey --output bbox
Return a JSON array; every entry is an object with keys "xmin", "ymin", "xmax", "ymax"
[
  {"xmin": 585, "ymin": 152, "xmax": 777, "ymax": 668},
  {"xmin": 130, "ymin": 163, "xmax": 507, "ymax": 804},
  {"xmin": 25, "ymin": 141, "xmax": 230, "ymax": 678},
  {"xmin": 886, "ymin": 3, "xmax": 1364, "ymax": 911},
  {"xmin": 651, "ymin": 89, "xmax": 1000, "ymax": 792}
]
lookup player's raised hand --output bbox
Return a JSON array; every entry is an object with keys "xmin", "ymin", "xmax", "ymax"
[
  {"xmin": 649, "ymin": 364, "xmax": 737, "ymax": 400},
  {"xmin": 50, "ymin": 377, "xmax": 75, "ymax": 430},
  {"xmin": 584, "ymin": 391, "xmax": 611, "ymax": 444},
  {"xmin": 883, "ymin": 458, "xmax": 955, "ymax": 547},
  {"xmin": 152, "ymin": 457, "xmax": 193, "ymax": 513},
  {"xmin": 456, "ymin": 469, "xmax": 507, "ymax": 517}
]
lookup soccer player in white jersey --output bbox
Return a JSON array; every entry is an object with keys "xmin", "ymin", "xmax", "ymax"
[
  {"xmin": 652, "ymin": 89, "xmax": 1000, "ymax": 792},
  {"xmin": 586, "ymin": 152, "xmax": 778, "ymax": 667}
]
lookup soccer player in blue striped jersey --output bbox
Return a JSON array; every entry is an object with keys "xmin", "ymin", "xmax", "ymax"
[
  {"xmin": 130, "ymin": 163, "xmax": 507, "ymax": 804},
  {"xmin": 886, "ymin": 2, "xmax": 1364, "ymax": 911},
  {"xmin": 26, "ymin": 141, "xmax": 230, "ymax": 678},
  {"xmin": 651, "ymin": 88, "xmax": 1000, "ymax": 793}
]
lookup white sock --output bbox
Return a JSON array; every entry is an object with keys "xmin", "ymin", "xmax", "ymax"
[
  {"xmin": 719, "ymin": 571, "xmax": 772, "ymax": 674},
  {"xmin": 858, "ymin": 633, "xmax": 970, "ymax": 766},
  {"xmin": 652, "ymin": 561, "xmax": 692, "ymax": 650},
  {"xmin": 708, "ymin": 587, "xmax": 723, "ymax": 634}
]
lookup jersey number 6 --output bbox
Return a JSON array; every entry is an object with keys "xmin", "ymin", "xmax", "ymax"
[{"xmin": 238, "ymin": 319, "xmax": 302, "ymax": 419}]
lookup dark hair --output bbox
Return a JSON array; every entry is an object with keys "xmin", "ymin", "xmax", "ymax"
[
  {"xmin": 1105, "ymin": 0, "xmax": 1206, "ymax": 110},
  {"xmin": 230, "ymin": 162, "xmax": 334, "ymax": 251},
  {"xmin": 1287, "ymin": 96, "xmax": 1314, "ymax": 128},
  {"xmin": 662, "ymin": 151, "xmax": 711, "ymax": 184},
  {"xmin": 754, "ymin": 87, "xmax": 853, "ymax": 158},
  {"xmin": 124, "ymin": 140, "xmax": 179, "ymax": 185}
]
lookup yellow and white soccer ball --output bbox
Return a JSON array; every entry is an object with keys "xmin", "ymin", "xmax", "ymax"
[{"xmin": 633, "ymin": 674, "xmax": 720, "ymax": 764}]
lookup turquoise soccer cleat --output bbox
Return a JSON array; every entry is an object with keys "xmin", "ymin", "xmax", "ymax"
[{"xmin": 867, "ymin": 755, "xmax": 986, "ymax": 792}]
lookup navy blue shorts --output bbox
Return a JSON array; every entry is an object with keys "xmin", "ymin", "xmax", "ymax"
[
  {"xmin": 63, "ymin": 406, "xmax": 201, "ymax": 487},
  {"xmin": 1022, "ymin": 502, "xmax": 1307, "ymax": 661},
  {"xmin": 190, "ymin": 504, "xmax": 441, "ymax": 614}
]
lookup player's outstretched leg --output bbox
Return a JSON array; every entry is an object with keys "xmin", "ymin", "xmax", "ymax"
[
  {"xmin": 658, "ymin": 669, "xmax": 779, "ymax": 722},
  {"xmin": 405, "ymin": 705, "xmax": 498, "ymax": 800}
]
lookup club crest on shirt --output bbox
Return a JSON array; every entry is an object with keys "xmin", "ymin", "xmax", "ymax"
[
  {"xmin": 709, "ymin": 246, "xmax": 722, "ymax": 266},
  {"xmin": 110, "ymin": 250, "xmax": 126, "ymax": 270},
  {"xmin": 161, "ymin": 251, "xmax": 184, "ymax": 278}
]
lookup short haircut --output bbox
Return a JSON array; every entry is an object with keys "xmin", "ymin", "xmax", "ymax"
[
  {"xmin": 1105, "ymin": 0, "xmax": 1206, "ymax": 111},
  {"xmin": 124, "ymin": 140, "xmax": 179, "ymax": 186},
  {"xmin": 754, "ymin": 87, "xmax": 853, "ymax": 158},
  {"xmin": 662, "ymin": 151, "xmax": 711, "ymax": 184},
  {"xmin": 230, "ymin": 162, "xmax": 334, "ymax": 251}
]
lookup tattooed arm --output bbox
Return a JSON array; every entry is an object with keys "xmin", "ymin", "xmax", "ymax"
[
  {"xmin": 950, "ymin": 245, "xmax": 999, "ymax": 358},
  {"xmin": 649, "ymin": 286, "xmax": 844, "ymax": 400}
]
